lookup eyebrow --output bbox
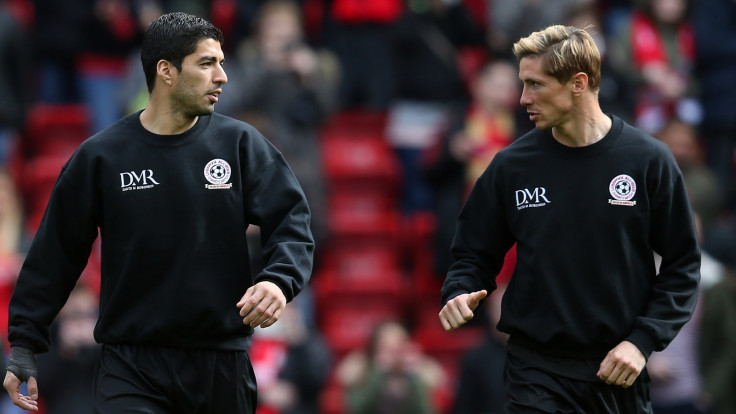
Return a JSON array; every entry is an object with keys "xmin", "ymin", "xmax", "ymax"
[
  {"xmin": 520, "ymin": 77, "xmax": 543, "ymax": 84},
  {"xmin": 196, "ymin": 56, "xmax": 224, "ymax": 64}
]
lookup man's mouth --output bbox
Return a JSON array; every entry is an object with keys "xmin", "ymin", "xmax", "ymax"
[{"xmin": 207, "ymin": 89, "xmax": 222, "ymax": 103}]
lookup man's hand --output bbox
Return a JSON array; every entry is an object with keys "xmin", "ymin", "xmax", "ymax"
[
  {"xmin": 597, "ymin": 341, "xmax": 646, "ymax": 388},
  {"xmin": 237, "ymin": 281, "xmax": 287, "ymax": 328},
  {"xmin": 4, "ymin": 347, "xmax": 39, "ymax": 411},
  {"xmin": 438, "ymin": 290, "xmax": 487, "ymax": 331}
]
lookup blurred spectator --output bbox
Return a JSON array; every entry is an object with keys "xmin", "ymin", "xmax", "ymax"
[
  {"xmin": 0, "ymin": 168, "xmax": 25, "ymax": 414},
  {"xmin": 335, "ymin": 320, "xmax": 446, "ymax": 414},
  {"xmin": 0, "ymin": 168, "xmax": 24, "ymax": 252},
  {"xmin": 565, "ymin": 2, "xmax": 637, "ymax": 123},
  {"xmin": 452, "ymin": 284, "xmax": 508, "ymax": 414},
  {"xmin": 77, "ymin": 0, "xmax": 146, "ymax": 133},
  {"xmin": 699, "ymin": 223, "xmax": 736, "ymax": 414},
  {"xmin": 385, "ymin": 0, "xmax": 485, "ymax": 215},
  {"xmin": 33, "ymin": 0, "xmax": 145, "ymax": 133},
  {"xmin": 219, "ymin": 0, "xmax": 339, "ymax": 247},
  {"xmin": 0, "ymin": 168, "xmax": 25, "ymax": 347},
  {"xmin": 656, "ymin": 119, "xmax": 723, "ymax": 238},
  {"xmin": 0, "ymin": 2, "xmax": 30, "ymax": 163},
  {"xmin": 116, "ymin": 0, "xmax": 164, "ymax": 116},
  {"xmin": 35, "ymin": 283, "xmax": 100, "ymax": 414},
  {"xmin": 691, "ymin": 0, "xmax": 736, "ymax": 216},
  {"xmin": 320, "ymin": 0, "xmax": 402, "ymax": 110},
  {"xmin": 485, "ymin": 0, "xmax": 589, "ymax": 58},
  {"xmin": 608, "ymin": 0, "xmax": 701, "ymax": 135},
  {"xmin": 250, "ymin": 292, "xmax": 331, "ymax": 414},
  {"xmin": 32, "ymin": 0, "xmax": 84, "ymax": 103},
  {"xmin": 422, "ymin": 59, "xmax": 521, "ymax": 276}
]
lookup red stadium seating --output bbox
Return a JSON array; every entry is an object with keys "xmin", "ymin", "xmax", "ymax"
[{"xmin": 22, "ymin": 104, "xmax": 90, "ymax": 158}]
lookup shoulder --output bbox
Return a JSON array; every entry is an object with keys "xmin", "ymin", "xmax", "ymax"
[
  {"xmin": 78, "ymin": 112, "xmax": 142, "ymax": 151},
  {"xmin": 207, "ymin": 113, "xmax": 277, "ymax": 150},
  {"xmin": 208, "ymin": 113, "xmax": 286, "ymax": 170},
  {"xmin": 63, "ymin": 114, "xmax": 142, "ymax": 170},
  {"xmin": 491, "ymin": 128, "xmax": 544, "ymax": 165},
  {"xmin": 615, "ymin": 117, "xmax": 674, "ymax": 161},
  {"xmin": 209, "ymin": 112, "xmax": 257, "ymax": 134},
  {"xmin": 209, "ymin": 113, "xmax": 270, "ymax": 142}
]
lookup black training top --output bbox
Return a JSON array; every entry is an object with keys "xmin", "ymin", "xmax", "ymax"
[
  {"xmin": 442, "ymin": 115, "xmax": 700, "ymax": 368},
  {"xmin": 8, "ymin": 111, "xmax": 314, "ymax": 353}
]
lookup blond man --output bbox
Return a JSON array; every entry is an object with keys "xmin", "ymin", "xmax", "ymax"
[{"xmin": 440, "ymin": 25, "xmax": 700, "ymax": 413}]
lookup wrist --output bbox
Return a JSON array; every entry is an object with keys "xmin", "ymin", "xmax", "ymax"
[{"xmin": 7, "ymin": 346, "xmax": 37, "ymax": 382}]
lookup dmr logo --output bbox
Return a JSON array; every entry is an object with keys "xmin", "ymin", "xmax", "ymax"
[
  {"xmin": 515, "ymin": 187, "xmax": 551, "ymax": 210},
  {"xmin": 120, "ymin": 170, "xmax": 160, "ymax": 192}
]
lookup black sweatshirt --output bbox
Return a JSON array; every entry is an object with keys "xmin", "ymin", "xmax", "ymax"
[
  {"xmin": 441, "ymin": 115, "xmax": 700, "ymax": 372},
  {"xmin": 8, "ymin": 112, "xmax": 314, "ymax": 353}
]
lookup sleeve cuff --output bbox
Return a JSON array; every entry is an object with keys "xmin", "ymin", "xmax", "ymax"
[{"xmin": 624, "ymin": 329, "xmax": 659, "ymax": 360}]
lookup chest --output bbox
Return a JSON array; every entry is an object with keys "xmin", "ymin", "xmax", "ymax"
[{"xmin": 500, "ymin": 155, "xmax": 653, "ymax": 234}]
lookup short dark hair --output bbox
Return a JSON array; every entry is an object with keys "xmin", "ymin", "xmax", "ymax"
[{"xmin": 141, "ymin": 12, "xmax": 224, "ymax": 93}]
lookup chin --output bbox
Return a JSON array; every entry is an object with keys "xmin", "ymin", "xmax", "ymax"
[{"xmin": 192, "ymin": 106, "xmax": 215, "ymax": 117}]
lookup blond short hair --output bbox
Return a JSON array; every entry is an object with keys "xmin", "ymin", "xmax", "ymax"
[{"xmin": 512, "ymin": 25, "xmax": 601, "ymax": 92}]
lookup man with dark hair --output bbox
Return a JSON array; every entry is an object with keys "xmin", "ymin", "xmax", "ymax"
[
  {"xmin": 3, "ymin": 12, "xmax": 314, "ymax": 413},
  {"xmin": 439, "ymin": 25, "xmax": 700, "ymax": 413}
]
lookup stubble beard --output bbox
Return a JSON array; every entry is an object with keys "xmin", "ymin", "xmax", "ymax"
[{"xmin": 171, "ymin": 88, "xmax": 215, "ymax": 118}]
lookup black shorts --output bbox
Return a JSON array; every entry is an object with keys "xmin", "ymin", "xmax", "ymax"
[
  {"xmin": 504, "ymin": 350, "xmax": 653, "ymax": 414},
  {"xmin": 93, "ymin": 344, "xmax": 257, "ymax": 414}
]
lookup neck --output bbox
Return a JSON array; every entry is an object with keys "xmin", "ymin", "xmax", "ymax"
[
  {"xmin": 140, "ymin": 94, "xmax": 198, "ymax": 135},
  {"xmin": 551, "ymin": 104, "xmax": 611, "ymax": 148}
]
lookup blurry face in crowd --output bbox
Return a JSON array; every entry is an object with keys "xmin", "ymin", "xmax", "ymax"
[
  {"xmin": 375, "ymin": 322, "xmax": 409, "ymax": 354},
  {"xmin": 657, "ymin": 121, "xmax": 700, "ymax": 166},
  {"xmin": 259, "ymin": 7, "xmax": 301, "ymax": 55},
  {"xmin": 651, "ymin": 0, "xmax": 687, "ymax": 24},
  {"xmin": 170, "ymin": 38, "xmax": 228, "ymax": 118},
  {"xmin": 476, "ymin": 62, "xmax": 520, "ymax": 113},
  {"xmin": 518, "ymin": 56, "xmax": 575, "ymax": 130}
]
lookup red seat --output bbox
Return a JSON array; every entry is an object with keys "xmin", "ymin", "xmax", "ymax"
[
  {"xmin": 320, "ymin": 110, "xmax": 388, "ymax": 139},
  {"xmin": 23, "ymin": 104, "xmax": 90, "ymax": 158},
  {"xmin": 319, "ymin": 378, "xmax": 346, "ymax": 414},
  {"xmin": 321, "ymin": 135, "xmax": 401, "ymax": 186},
  {"xmin": 312, "ymin": 264, "xmax": 405, "ymax": 302},
  {"xmin": 320, "ymin": 245, "xmax": 399, "ymax": 277},
  {"xmin": 327, "ymin": 201, "xmax": 401, "ymax": 244}
]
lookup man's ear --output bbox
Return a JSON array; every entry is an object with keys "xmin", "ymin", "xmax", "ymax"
[
  {"xmin": 572, "ymin": 72, "xmax": 589, "ymax": 96},
  {"xmin": 157, "ymin": 59, "xmax": 176, "ymax": 87}
]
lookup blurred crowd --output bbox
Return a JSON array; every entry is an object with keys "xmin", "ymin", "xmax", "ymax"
[{"xmin": 0, "ymin": 0, "xmax": 735, "ymax": 413}]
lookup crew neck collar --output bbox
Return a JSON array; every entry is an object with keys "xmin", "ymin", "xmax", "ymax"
[
  {"xmin": 539, "ymin": 114, "xmax": 622, "ymax": 158},
  {"xmin": 129, "ymin": 111, "xmax": 211, "ymax": 147}
]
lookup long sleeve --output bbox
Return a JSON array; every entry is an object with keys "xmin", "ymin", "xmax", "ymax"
[
  {"xmin": 626, "ymin": 150, "xmax": 701, "ymax": 358},
  {"xmin": 441, "ymin": 159, "xmax": 515, "ymax": 306},
  {"xmin": 8, "ymin": 154, "xmax": 100, "ymax": 353},
  {"xmin": 243, "ymin": 134, "xmax": 314, "ymax": 302}
]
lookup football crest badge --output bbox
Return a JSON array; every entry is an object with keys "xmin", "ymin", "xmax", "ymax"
[
  {"xmin": 204, "ymin": 159, "xmax": 233, "ymax": 189},
  {"xmin": 608, "ymin": 174, "xmax": 636, "ymax": 206}
]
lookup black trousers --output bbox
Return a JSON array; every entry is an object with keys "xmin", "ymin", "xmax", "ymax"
[
  {"xmin": 504, "ymin": 350, "xmax": 653, "ymax": 414},
  {"xmin": 93, "ymin": 344, "xmax": 257, "ymax": 414}
]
